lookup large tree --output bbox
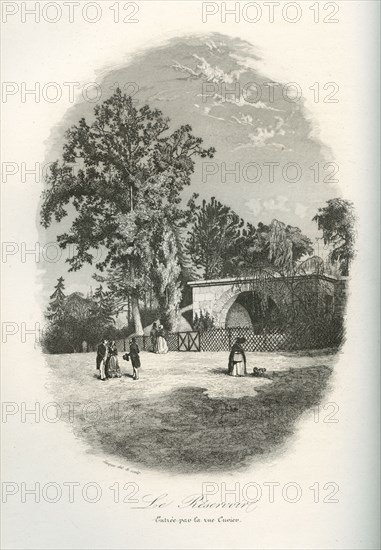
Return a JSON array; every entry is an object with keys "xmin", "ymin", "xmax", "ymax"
[
  {"xmin": 269, "ymin": 219, "xmax": 314, "ymax": 273},
  {"xmin": 186, "ymin": 196, "xmax": 244, "ymax": 279},
  {"xmin": 150, "ymin": 222, "xmax": 182, "ymax": 330},
  {"xmin": 228, "ymin": 220, "xmax": 313, "ymax": 276},
  {"xmin": 41, "ymin": 88, "xmax": 215, "ymax": 334},
  {"xmin": 93, "ymin": 284, "xmax": 115, "ymax": 325},
  {"xmin": 46, "ymin": 276, "xmax": 66, "ymax": 321},
  {"xmin": 313, "ymin": 198, "xmax": 356, "ymax": 276},
  {"xmin": 94, "ymin": 173, "xmax": 188, "ymax": 331},
  {"xmin": 43, "ymin": 287, "xmax": 116, "ymax": 353}
]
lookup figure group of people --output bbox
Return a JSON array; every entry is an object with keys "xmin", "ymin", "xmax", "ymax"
[
  {"xmin": 150, "ymin": 323, "xmax": 168, "ymax": 354},
  {"xmin": 96, "ymin": 339, "xmax": 121, "ymax": 380},
  {"xmin": 96, "ymin": 337, "xmax": 141, "ymax": 381},
  {"xmin": 95, "ymin": 322, "xmax": 168, "ymax": 383},
  {"xmin": 96, "ymin": 333, "xmax": 264, "ymax": 382}
]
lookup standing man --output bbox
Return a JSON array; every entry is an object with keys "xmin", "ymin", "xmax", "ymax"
[
  {"xmin": 123, "ymin": 338, "xmax": 141, "ymax": 380},
  {"xmin": 96, "ymin": 338, "xmax": 108, "ymax": 381}
]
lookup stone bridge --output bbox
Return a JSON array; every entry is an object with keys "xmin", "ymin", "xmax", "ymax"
[{"xmin": 188, "ymin": 274, "xmax": 347, "ymax": 328}]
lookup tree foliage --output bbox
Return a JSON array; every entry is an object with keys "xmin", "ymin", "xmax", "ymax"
[
  {"xmin": 193, "ymin": 311, "xmax": 215, "ymax": 333},
  {"xmin": 187, "ymin": 206, "xmax": 314, "ymax": 279},
  {"xmin": 313, "ymin": 198, "xmax": 356, "ymax": 276},
  {"xmin": 186, "ymin": 196, "xmax": 244, "ymax": 279},
  {"xmin": 42, "ymin": 282, "xmax": 116, "ymax": 354},
  {"xmin": 41, "ymin": 88, "xmax": 215, "ymax": 333},
  {"xmin": 46, "ymin": 276, "xmax": 66, "ymax": 321},
  {"xmin": 269, "ymin": 219, "xmax": 314, "ymax": 274},
  {"xmin": 93, "ymin": 284, "xmax": 115, "ymax": 325}
]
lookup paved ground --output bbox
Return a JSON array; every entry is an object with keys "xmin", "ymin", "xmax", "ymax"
[{"xmin": 44, "ymin": 350, "xmax": 337, "ymax": 473}]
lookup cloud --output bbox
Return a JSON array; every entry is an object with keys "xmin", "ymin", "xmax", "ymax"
[
  {"xmin": 205, "ymin": 39, "xmax": 225, "ymax": 54},
  {"xmin": 263, "ymin": 195, "xmax": 290, "ymax": 212},
  {"xmin": 233, "ymin": 100, "xmax": 280, "ymax": 112},
  {"xmin": 229, "ymin": 53, "xmax": 262, "ymax": 73},
  {"xmin": 203, "ymin": 106, "xmax": 225, "ymax": 121},
  {"xmin": 148, "ymin": 90, "xmax": 180, "ymax": 102},
  {"xmin": 171, "ymin": 55, "xmax": 244, "ymax": 84},
  {"xmin": 295, "ymin": 203, "xmax": 308, "ymax": 219},
  {"xmin": 246, "ymin": 198, "xmax": 262, "ymax": 216},
  {"xmin": 231, "ymin": 114, "xmax": 257, "ymax": 126},
  {"xmin": 246, "ymin": 196, "xmax": 290, "ymax": 217},
  {"xmin": 194, "ymin": 54, "xmax": 246, "ymax": 83},
  {"xmin": 199, "ymin": 92, "xmax": 281, "ymax": 111},
  {"xmin": 233, "ymin": 116, "xmax": 286, "ymax": 150},
  {"xmin": 248, "ymin": 127, "xmax": 277, "ymax": 147},
  {"xmin": 172, "ymin": 55, "xmax": 280, "ymax": 113}
]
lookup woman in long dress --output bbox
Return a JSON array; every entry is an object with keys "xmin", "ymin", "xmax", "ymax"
[
  {"xmin": 106, "ymin": 340, "xmax": 121, "ymax": 378},
  {"xmin": 156, "ymin": 324, "xmax": 168, "ymax": 354},
  {"xmin": 228, "ymin": 337, "xmax": 247, "ymax": 377}
]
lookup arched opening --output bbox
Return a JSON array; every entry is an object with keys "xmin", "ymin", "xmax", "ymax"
[
  {"xmin": 225, "ymin": 291, "xmax": 280, "ymax": 329},
  {"xmin": 225, "ymin": 301, "xmax": 252, "ymax": 328}
]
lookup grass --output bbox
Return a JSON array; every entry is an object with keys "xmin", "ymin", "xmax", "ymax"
[{"xmin": 44, "ymin": 350, "xmax": 336, "ymax": 473}]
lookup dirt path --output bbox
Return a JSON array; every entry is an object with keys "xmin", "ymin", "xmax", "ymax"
[{"xmin": 44, "ymin": 350, "xmax": 337, "ymax": 473}]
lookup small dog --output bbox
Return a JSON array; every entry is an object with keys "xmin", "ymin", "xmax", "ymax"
[{"xmin": 253, "ymin": 367, "xmax": 267, "ymax": 377}]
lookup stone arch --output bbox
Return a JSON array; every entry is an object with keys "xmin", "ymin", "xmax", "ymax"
[
  {"xmin": 225, "ymin": 301, "xmax": 253, "ymax": 328},
  {"xmin": 212, "ymin": 289, "xmax": 243, "ymax": 327},
  {"xmin": 212, "ymin": 280, "xmax": 294, "ymax": 327}
]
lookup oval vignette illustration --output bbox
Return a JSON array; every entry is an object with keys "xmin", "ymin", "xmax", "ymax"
[{"xmin": 40, "ymin": 34, "xmax": 352, "ymax": 474}]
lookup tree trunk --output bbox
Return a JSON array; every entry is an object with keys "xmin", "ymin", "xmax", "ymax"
[
  {"xmin": 128, "ymin": 258, "xmax": 143, "ymax": 334},
  {"xmin": 131, "ymin": 293, "xmax": 144, "ymax": 335}
]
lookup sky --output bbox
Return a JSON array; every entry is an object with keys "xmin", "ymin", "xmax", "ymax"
[{"xmin": 39, "ymin": 33, "xmax": 340, "ymax": 297}]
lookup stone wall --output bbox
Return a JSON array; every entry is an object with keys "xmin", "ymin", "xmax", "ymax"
[
  {"xmin": 190, "ymin": 275, "xmax": 347, "ymax": 328},
  {"xmin": 333, "ymin": 277, "xmax": 349, "ymax": 317},
  {"xmin": 192, "ymin": 283, "xmax": 228, "ymax": 320}
]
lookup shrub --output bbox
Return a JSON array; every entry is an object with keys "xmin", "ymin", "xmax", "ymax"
[{"xmin": 193, "ymin": 311, "xmax": 215, "ymax": 333}]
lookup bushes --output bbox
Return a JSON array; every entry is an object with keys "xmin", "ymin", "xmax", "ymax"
[
  {"xmin": 41, "ymin": 322, "xmax": 75, "ymax": 354},
  {"xmin": 41, "ymin": 305, "xmax": 163, "ymax": 353},
  {"xmin": 193, "ymin": 311, "xmax": 215, "ymax": 333},
  {"xmin": 41, "ymin": 315, "xmax": 115, "ymax": 354}
]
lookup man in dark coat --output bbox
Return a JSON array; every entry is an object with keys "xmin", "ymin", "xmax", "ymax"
[
  {"xmin": 96, "ymin": 338, "xmax": 108, "ymax": 380},
  {"xmin": 150, "ymin": 322, "xmax": 158, "ymax": 353},
  {"xmin": 123, "ymin": 338, "xmax": 141, "ymax": 380}
]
